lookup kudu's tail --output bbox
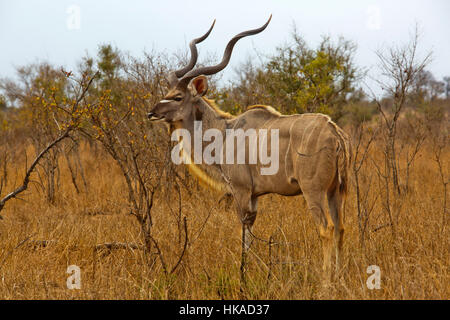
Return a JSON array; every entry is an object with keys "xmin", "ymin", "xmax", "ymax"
[
  {"xmin": 336, "ymin": 132, "xmax": 351, "ymax": 196},
  {"xmin": 337, "ymin": 142, "xmax": 349, "ymax": 195},
  {"xmin": 326, "ymin": 121, "xmax": 351, "ymax": 196}
]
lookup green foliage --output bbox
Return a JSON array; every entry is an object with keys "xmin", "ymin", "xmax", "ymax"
[
  {"xmin": 341, "ymin": 102, "xmax": 377, "ymax": 126},
  {"xmin": 409, "ymin": 70, "xmax": 446, "ymax": 107},
  {"xmin": 267, "ymin": 34, "xmax": 361, "ymax": 118},
  {"xmin": 96, "ymin": 44, "xmax": 122, "ymax": 94},
  {"xmin": 97, "ymin": 44, "xmax": 121, "ymax": 79},
  {"xmin": 217, "ymin": 30, "xmax": 362, "ymax": 121},
  {"xmin": 417, "ymin": 99, "xmax": 448, "ymax": 127},
  {"xmin": 295, "ymin": 50, "xmax": 343, "ymax": 114}
]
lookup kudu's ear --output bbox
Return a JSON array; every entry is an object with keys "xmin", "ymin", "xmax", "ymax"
[{"xmin": 190, "ymin": 76, "xmax": 208, "ymax": 97}]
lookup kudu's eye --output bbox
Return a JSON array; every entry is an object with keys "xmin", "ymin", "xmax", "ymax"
[{"xmin": 174, "ymin": 96, "xmax": 183, "ymax": 102}]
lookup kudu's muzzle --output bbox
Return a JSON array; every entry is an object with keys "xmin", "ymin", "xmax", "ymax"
[{"xmin": 147, "ymin": 110, "xmax": 164, "ymax": 121}]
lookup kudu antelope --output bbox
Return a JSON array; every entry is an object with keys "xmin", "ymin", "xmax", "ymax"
[{"xmin": 148, "ymin": 15, "xmax": 352, "ymax": 281}]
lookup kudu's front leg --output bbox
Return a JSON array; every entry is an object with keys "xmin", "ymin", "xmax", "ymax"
[{"xmin": 237, "ymin": 195, "xmax": 258, "ymax": 287}]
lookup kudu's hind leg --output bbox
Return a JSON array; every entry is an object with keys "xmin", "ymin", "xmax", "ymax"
[
  {"xmin": 302, "ymin": 191, "xmax": 334, "ymax": 281},
  {"xmin": 328, "ymin": 187, "xmax": 344, "ymax": 273}
]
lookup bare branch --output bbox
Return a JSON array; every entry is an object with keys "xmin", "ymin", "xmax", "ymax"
[
  {"xmin": 0, "ymin": 129, "xmax": 70, "ymax": 217},
  {"xmin": 170, "ymin": 216, "xmax": 188, "ymax": 274}
]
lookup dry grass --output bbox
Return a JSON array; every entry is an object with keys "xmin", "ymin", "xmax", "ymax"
[{"xmin": 0, "ymin": 141, "xmax": 448, "ymax": 300}]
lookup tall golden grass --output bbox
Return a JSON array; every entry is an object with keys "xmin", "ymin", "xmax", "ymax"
[{"xmin": 0, "ymin": 136, "xmax": 448, "ymax": 300}]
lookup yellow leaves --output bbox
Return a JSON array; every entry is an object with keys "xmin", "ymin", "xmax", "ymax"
[
  {"xmin": 0, "ymin": 118, "xmax": 9, "ymax": 132},
  {"xmin": 316, "ymin": 104, "xmax": 331, "ymax": 116},
  {"xmin": 92, "ymin": 124, "xmax": 105, "ymax": 140}
]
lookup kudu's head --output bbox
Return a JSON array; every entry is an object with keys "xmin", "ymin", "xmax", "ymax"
[{"xmin": 148, "ymin": 15, "xmax": 272, "ymax": 124}]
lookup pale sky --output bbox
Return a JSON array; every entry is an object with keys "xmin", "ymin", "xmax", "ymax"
[{"xmin": 1, "ymin": 0, "xmax": 449, "ymax": 87}]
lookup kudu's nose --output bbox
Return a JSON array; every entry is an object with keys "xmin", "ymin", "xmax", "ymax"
[{"xmin": 147, "ymin": 112, "xmax": 155, "ymax": 119}]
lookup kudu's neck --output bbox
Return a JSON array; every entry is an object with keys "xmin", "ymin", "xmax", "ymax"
[
  {"xmin": 176, "ymin": 97, "xmax": 232, "ymax": 193},
  {"xmin": 182, "ymin": 97, "xmax": 232, "ymax": 134}
]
